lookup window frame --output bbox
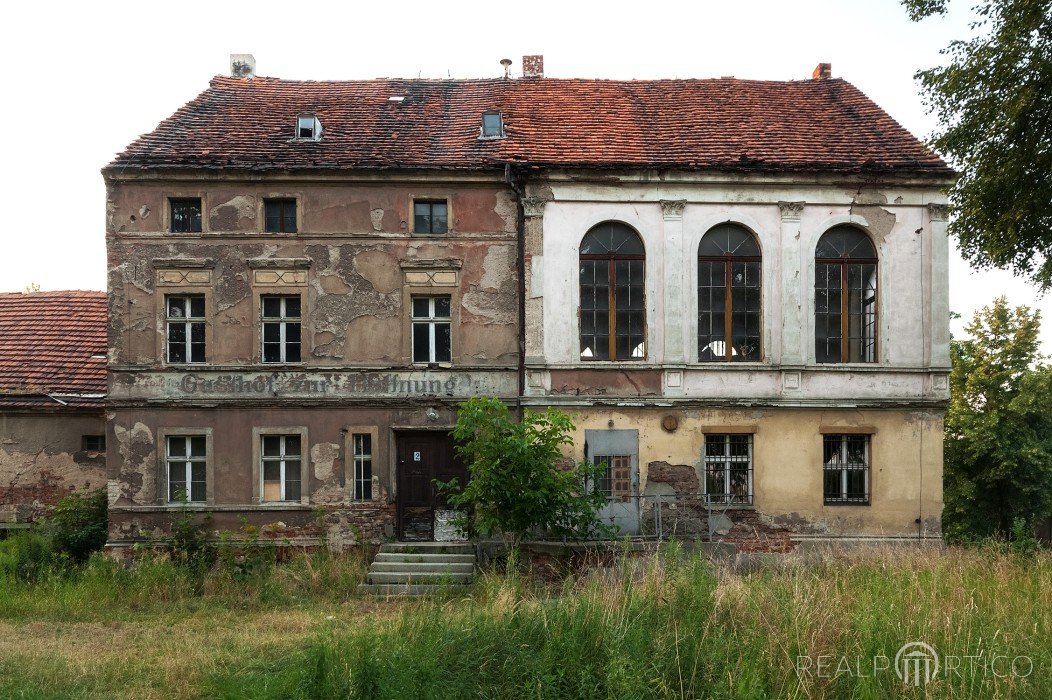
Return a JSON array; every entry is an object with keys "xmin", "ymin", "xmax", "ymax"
[
  {"xmin": 252, "ymin": 427, "xmax": 309, "ymax": 505},
  {"xmin": 296, "ymin": 114, "xmax": 322, "ymax": 141},
  {"xmin": 410, "ymin": 294, "xmax": 453, "ymax": 364},
  {"xmin": 165, "ymin": 294, "xmax": 207, "ymax": 365},
  {"xmin": 260, "ymin": 294, "xmax": 302, "ymax": 364},
  {"xmin": 156, "ymin": 428, "xmax": 214, "ymax": 506},
  {"xmin": 702, "ymin": 433, "xmax": 754, "ymax": 505},
  {"xmin": 165, "ymin": 434, "xmax": 208, "ymax": 504},
  {"xmin": 822, "ymin": 433, "xmax": 871, "ymax": 505},
  {"xmin": 168, "ymin": 197, "xmax": 203, "ymax": 233},
  {"xmin": 480, "ymin": 111, "xmax": 504, "ymax": 139},
  {"xmin": 263, "ymin": 198, "xmax": 298, "ymax": 233},
  {"xmin": 697, "ymin": 225, "xmax": 763, "ymax": 362},
  {"xmin": 579, "ymin": 222, "xmax": 647, "ymax": 362},
  {"xmin": 814, "ymin": 226, "xmax": 879, "ymax": 364},
  {"xmin": 352, "ymin": 433, "xmax": 373, "ymax": 501},
  {"xmin": 81, "ymin": 435, "xmax": 106, "ymax": 453},
  {"xmin": 412, "ymin": 199, "xmax": 449, "ymax": 235}
]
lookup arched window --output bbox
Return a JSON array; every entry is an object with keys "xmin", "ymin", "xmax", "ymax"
[
  {"xmin": 815, "ymin": 225, "xmax": 877, "ymax": 363},
  {"xmin": 697, "ymin": 224, "xmax": 762, "ymax": 362},
  {"xmin": 579, "ymin": 222, "xmax": 646, "ymax": 360}
]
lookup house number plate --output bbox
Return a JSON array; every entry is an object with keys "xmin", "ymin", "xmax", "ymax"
[{"xmin": 414, "ymin": 452, "xmax": 421, "ymax": 461}]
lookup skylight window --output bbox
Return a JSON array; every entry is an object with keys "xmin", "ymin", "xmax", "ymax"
[
  {"xmin": 296, "ymin": 114, "xmax": 322, "ymax": 141},
  {"xmin": 481, "ymin": 111, "xmax": 504, "ymax": 139}
]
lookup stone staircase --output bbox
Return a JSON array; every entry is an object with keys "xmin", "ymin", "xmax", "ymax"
[{"xmin": 358, "ymin": 542, "xmax": 476, "ymax": 596}]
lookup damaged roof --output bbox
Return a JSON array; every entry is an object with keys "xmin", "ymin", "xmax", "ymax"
[
  {"xmin": 0, "ymin": 291, "xmax": 107, "ymax": 408},
  {"xmin": 107, "ymin": 76, "xmax": 950, "ymax": 176}
]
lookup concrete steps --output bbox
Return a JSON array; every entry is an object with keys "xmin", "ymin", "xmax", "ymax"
[{"xmin": 359, "ymin": 542, "xmax": 476, "ymax": 596}]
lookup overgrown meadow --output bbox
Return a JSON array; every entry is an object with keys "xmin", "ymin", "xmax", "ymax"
[{"xmin": 0, "ymin": 538, "xmax": 1048, "ymax": 699}]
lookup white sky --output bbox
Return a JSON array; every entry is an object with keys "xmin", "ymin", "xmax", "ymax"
[{"xmin": 2, "ymin": 0, "xmax": 1048, "ymax": 353}]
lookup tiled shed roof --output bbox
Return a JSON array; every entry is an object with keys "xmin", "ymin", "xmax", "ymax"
[
  {"xmin": 107, "ymin": 76, "xmax": 950, "ymax": 175},
  {"xmin": 0, "ymin": 291, "xmax": 107, "ymax": 407}
]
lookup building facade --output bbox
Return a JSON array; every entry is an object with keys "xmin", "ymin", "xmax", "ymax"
[
  {"xmin": 104, "ymin": 55, "xmax": 951, "ymax": 551},
  {"xmin": 0, "ymin": 291, "xmax": 108, "ymax": 528}
]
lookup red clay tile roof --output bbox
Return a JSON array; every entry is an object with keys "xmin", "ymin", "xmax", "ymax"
[
  {"xmin": 107, "ymin": 76, "xmax": 950, "ymax": 176},
  {"xmin": 0, "ymin": 291, "xmax": 107, "ymax": 406}
]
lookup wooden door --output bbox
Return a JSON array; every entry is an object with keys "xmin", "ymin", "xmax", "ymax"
[{"xmin": 396, "ymin": 432, "xmax": 465, "ymax": 540}]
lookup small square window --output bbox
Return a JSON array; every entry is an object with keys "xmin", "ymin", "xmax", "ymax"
[
  {"xmin": 481, "ymin": 111, "xmax": 504, "ymax": 138},
  {"xmin": 297, "ymin": 115, "xmax": 321, "ymax": 140},
  {"xmin": 82, "ymin": 435, "xmax": 105, "ymax": 452},
  {"xmin": 264, "ymin": 199, "xmax": 297, "ymax": 233},
  {"xmin": 413, "ymin": 200, "xmax": 448, "ymax": 234},
  {"xmin": 170, "ymin": 198, "xmax": 202, "ymax": 233}
]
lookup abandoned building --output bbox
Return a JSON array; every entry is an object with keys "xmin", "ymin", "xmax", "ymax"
[
  {"xmin": 103, "ymin": 54, "xmax": 951, "ymax": 551},
  {"xmin": 0, "ymin": 291, "xmax": 108, "ymax": 528}
]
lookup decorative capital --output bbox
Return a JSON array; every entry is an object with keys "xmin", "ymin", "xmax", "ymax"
[
  {"xmin": 522, "ymin": 196, "xmax": 548, "ymax": 218},
  {"xmin": 660, "ymin": 199, "xmax": 687, "ymax": 220},
  {"xmin": 928, "ymin": 203, "xmax": 949, "ymax": 222},
  {"xmin": 778, "ymin": 201, "xmax": 804, "ymax": 221}
]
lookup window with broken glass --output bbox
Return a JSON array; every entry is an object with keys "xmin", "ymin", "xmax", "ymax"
[
  {"xmin": 411, "ymin": 295, "xmax": 452, "ymax": 363},
  {"xmin": 698, "ymin": 224, "xmax": 762, "ymax": 362},
  {"xmin": 167, "ymin": 435, "xmax": 206, "ymax": 503},
  {"xmin": 261, "ymin": 295, "xmax": 301, "ymax": 363},
  {"xmin": 261, "ymin": 434, "xmax": 301, "ymax": 502},
  {"xmin": 166, "ymin": 295, "xmax": 206, "ymax": 364},
  {"xmin": 169, "ymin": 198, "xmax": 202, "ymax": 233},
  {"xmin": 823, "ymin": 434, "xmax": 870, "ymax": 504},
  {"xmin": 413, "ymin": 200, "xmax": 448, "ymax": 234},
  {"xmin": 703, "ymin": 434, "xmax": 754, "ymax": 505},
  {"xmin": 815, "ymin": 226, "xmax": 877, "ymax": 363},
  {"xmin": 352, "ymin": 433, "xmax": 373, "ymax": 500},
  {"xmin": 592, "ymin": 454, "xmax": 633, "ymax": 501},
  {"xmin": 264, "ymin": 198, "xmax": 297, "ymax": 233},
  {"xmin": 579, "ymin": 222, "xmax": 646, "ymax": 361}
]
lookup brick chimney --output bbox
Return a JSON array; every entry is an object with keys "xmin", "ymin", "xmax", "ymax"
[
  {"xmin": 812, "ymin": 62, "xmax": 831, "ymax": 79},
  {"xmin": 230, "ymin": 54, "xmax": 256, "ymax": 78},
  {"xmin": 522, "ymin": 55, "xmax": 544, "ymax": 78}
]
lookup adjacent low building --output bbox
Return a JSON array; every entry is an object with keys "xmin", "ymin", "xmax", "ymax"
[{"xmin": 0, "ymin": 291, "xmax": 108, "ymax": 528}]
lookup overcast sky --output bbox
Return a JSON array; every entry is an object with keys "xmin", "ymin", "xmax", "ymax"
[{"xmin": 3, "ymin": 0, "xmax": 1048, "ymax": 353}]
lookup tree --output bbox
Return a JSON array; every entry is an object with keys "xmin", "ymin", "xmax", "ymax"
[
  {"xmin": 903, "ymin": 0, "xmax": 1052, "ymax": 287},
  {"xmin": 944, "ymin": 297, "xmax": 1052, "ymax": 540},
  {"xmin": 441, "ymin": 397, "xmax": 610, "ymax": 544}
]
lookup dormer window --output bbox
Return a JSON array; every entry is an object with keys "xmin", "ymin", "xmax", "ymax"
[
  {"xmin": 296, "ymin": 114, "xmax": 322, "ymax": 141},
  {"xmin": 480, "ymin": 111, "xmax": 504, "ymax": 139}
]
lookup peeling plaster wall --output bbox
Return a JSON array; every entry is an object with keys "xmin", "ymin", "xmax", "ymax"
[{"xmin": 0, "ymin": 412, "xmax": 107, "ymax": 522}]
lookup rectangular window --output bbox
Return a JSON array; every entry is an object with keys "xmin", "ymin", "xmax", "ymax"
[
  {"xmin": 261, "ymin": 434, "xmax": 302, "ymax": 502},
  {"xmin": 481, "ymin": 112, "xmax": 503, "ymax": 138},
  {"xmin": 413, "ymin": 200, "xmax": 448, "ymax": 234},
  {"xmin": 352, "ymin": 433, "xmax": 373, "ymax": 500},
  {"xmin": 167, "ymin": 435, "xmax": 206, "ymax": 503},
  {"xmin": 592, "ymin": 454, "xmax": 632, "ymax": 501},
  {"xmin": 264, "ymin": 198, "xmax": 297, "ymax": 233},
  {"xmin": 261, "ymin": 295, "xmax": 302, "ymax": 363},
  {"xmin": 82, "ymin": 435, "xmax": 105, "ymax": 452},
  {"xmin": 166, "ymin": 295, "xmax": 206, "ymax": 364},
  {"xmin": 703, "ymin": 434, "xmax": 753, "ymax": 505},
  {"xmin": 823, "ymin": 434, "xmax": 870, "ymax": 504},
  {"xmin": 169, "ymin": 198, "xmax": 202, "ymax": 233},
  {"xmin": 411, "ymin": 295, "xmax": 452, "ymax": 364}
]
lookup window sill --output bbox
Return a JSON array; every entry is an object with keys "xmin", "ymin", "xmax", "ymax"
[
  {"xmin": 111, "ymin": 503, "xmax": 314, "ymax": 513},
  {"xmin": 822, "ymin": 501, "xmax": 871, "ymax": 507}
]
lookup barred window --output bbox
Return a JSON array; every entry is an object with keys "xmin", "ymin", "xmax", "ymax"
[
  {"xmin": 815, "ymin": 226, "xmax": 877, "ymax": 363},
  {"xmin": 580, "ymin": 222, "xmax": 646, "ymax": 361},
  {"xmin": 167, "ymin": 435, "xmax": 206, "ymax": 503},
  {"xmin": 592, "ymin": 454, "xmax": 632, "ymax": 501},
  {"xmin": 352, "ymin": 433, "xmax": 373, "ymax": 501},
  {"xmin": 261, "ymin": 434, "xmax": 302, "ymax": 502},
  {"xmin": 823, "ymin": 434, "xmax": 870, "ymax": 504},
  {"xmin": 166, "ymin": 295, "xmax": 206, "ymax": 364},
  {"xmin": 698, "ymin": 224, "xmax": 762, "ymax": 362},
  {"xmin": 703, "ymin": 434, "xmax": 753, "ymax": 505},
  {"xmin": 261, "ymin": 295, "xmax": 301, "ymax": 363}
]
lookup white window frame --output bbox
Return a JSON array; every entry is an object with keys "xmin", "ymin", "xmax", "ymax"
[
  {"xmin": 166, "ymin": 435, "xmax": 207, "ymax": 503},
  {"xmin": 352, "ymin": 433, "xmax": 373, "ymax": 501},
  {"xmin": 296, "ymin": 114, "xmax": 322, "ymax": 141},
  {"xmin": 261, "ymin": 294, "xmax": 302, "ymax": 364},
  {"xmin": 260, "ymin": 434, "xmax": 303, "ymax": 503},
  {"xmin": 411, "ymin": 295, "xmax": 452, "ymax": 364},
  {"xmin": 165, "ymin": 294, "xmax": 206, "ymax": 364},
  {"xmin": 702, "ymin": 434, "xmax": 754, "ymax": 505}
]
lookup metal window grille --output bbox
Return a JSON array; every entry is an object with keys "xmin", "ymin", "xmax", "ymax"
[
  {"xmin": 703, "ymin": 434, "xmax": 754, "ymax": 505},
  {"xmin": 352, "ymin": 433, "xmax": 373, "ymax": 501},
  {"xmin": 823, "ymin": 434, "xmax": 870, "ymax": 504},
  {"xmin": 261, "ymin": 434, "xmax": 301, "ymax": 502},
  {"xmin": 167, "ymin": 435, "xmax": 207, "ymax": 503},
  {"xmin": 815, "ymin": 226, "xmax": 878, "ymax": 364},
  {"xmin": 592, "ymin": 454, "xmax": 632, "ymax": 502},
  {"xmin": 169, "ymin": 198, "xmax": 202, "ymax": 233},
  {"xmin": 261, "ymin": 295, "xmax": 302, "ymax": 363},
  {"xmin": 82, "ymin": 435, "xmax": 105, "ymax": 452},
  {"xmin": 264, "ymin": 199, "xmax": 297, "ymax": 233},
  {"xmin": 166, "ymin": 295, "xmax": 206, "ymax": 364},
  {"xmin": 411, "ymin": 295, "xmax": 452, "ymax": 363},
  {"xmin": 413, "ymin": 200, "xmax": 448, "ymax": 234}
]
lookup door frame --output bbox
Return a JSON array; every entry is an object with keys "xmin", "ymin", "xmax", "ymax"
[{"xmin": 393, "ymin": 428, "xmax": 459, "ymax": 541}]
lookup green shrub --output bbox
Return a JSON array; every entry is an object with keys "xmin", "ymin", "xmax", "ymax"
[
  {"xmin": 0, "ymin": 530, "xmax": 61, "ymax": 581},
  {"xmin": 49, "ymin": 488, "xmax": 108, "ymax": 564}
]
